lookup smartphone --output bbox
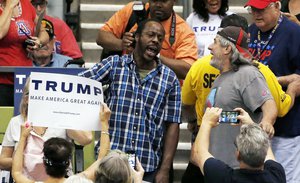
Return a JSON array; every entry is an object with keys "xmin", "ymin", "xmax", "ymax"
[
  {"xmin": 132, "ymin": 1, "xmax": 144, "ymax": 11},
  {"xmin": 24, "ymin": 39, "xmax": 35, "ymax": 47},
  {"xmin": 126, "ymin": 150, "xmax": 136, "ymax": 169},
  {"xmin": 219, "ymin": 111, "xmax": 240, "ymax": 123}
]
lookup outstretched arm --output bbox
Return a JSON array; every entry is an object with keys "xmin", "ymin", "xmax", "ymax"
[
  {"xmin": 26, "ymin": 14, "xmax": 49, "ymax": 50},
  {"xmin": 192, "ymin": 107, "xmax": 222, "ymax": 175},
  {"xmin": 286, "ymin": 77, "xmax": 300, "ymax": 109},
  {"xmin": 66, "ymin": 130, "xmax": 93, "ymax": 146},
  {"xmin": 131, "ymin": 158, "xmax": 145, "ymax": 183},
  {"xmin": 96, "ymin": 30, "xmax": 123, "ymax": 51},
  {"xmin": 282, "ymin": 12, "xmax": 300, "ymax": 26},
  {"xmin": 277, "ymin": 74, "xmax": 300, "ymax": 87},
  {"xmin": 12, "ymin": 124, "xmax": 34, "ymax": 183},
  {"xmin": 259, "ymin": 99, "xmax": 278, "ymax": 138},
  {"xmin": 80, "ymin": 103, "xmax": 111, "ymax": 181}
]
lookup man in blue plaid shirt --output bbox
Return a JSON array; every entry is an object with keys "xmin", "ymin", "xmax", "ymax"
[{"xmin": 79, "ymin": 19, "xmax": 181, "ymax": 183}]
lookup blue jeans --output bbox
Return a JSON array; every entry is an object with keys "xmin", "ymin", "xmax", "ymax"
[{"xmin": 272, "ymin": 136, "xmax": 300, "ymax": 183}]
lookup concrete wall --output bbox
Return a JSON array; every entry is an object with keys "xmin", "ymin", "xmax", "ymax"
[{"xmin": 47, "ymin": 0, "xmax": 64, "ymax": 19}]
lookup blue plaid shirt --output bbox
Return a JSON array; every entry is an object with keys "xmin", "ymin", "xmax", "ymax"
[{"xmin": 79, "ymin": 54, "xmax": 181, "ymax": 172}]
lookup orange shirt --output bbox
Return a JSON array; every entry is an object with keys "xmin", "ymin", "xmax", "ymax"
[{"xmin": 101, "ymin": 2, "xmax": 198, "ymax": 65}]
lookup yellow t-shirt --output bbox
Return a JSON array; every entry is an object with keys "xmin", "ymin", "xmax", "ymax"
[
  {"xmin": 256, "ymin": 61, "xmax": 291, "ymax": 117},
  {"xmin": 182, "ymin": 55, "xmax": 219, "ymax": 125},
  {"xmin": 182, "ymin": 55, "xmax": 291, "ymax": 125}
]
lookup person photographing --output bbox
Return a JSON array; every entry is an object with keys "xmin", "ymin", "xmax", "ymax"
[{"xmin": 192, "ymin": 107, "xmax": 285, "ymax": 182}]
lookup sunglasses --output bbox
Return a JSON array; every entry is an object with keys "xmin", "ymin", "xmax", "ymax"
[{"xmin": 31, "ymin": 2, "xmax": 48, "ymax": 8}]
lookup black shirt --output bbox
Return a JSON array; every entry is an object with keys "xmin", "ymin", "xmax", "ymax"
[{"xmin": 204, "ymin": 158, "xmax": 286, "ymax": 183}]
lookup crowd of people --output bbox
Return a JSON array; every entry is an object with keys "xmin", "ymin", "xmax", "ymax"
[{"xmin": 1, "ymin": 0, "xmax": 300, "ymax": 183}]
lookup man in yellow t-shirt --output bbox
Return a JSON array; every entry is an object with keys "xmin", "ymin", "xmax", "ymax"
[{"xmin": 182, "ymin": 55, "xmax": 296, "ymax": 127}]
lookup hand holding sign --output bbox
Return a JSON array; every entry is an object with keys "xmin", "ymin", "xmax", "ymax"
[
  {"xmin": 28, "ymin": 72, "xmax": 104, "ymax": 131},
  {"xmin": 100, "ymin": 102, "xmax": 110, "ymax": 133}
]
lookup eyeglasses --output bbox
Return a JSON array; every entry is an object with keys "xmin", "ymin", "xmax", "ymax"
[
  {"xmin": 247, "ymin": 3, "xmax": 275, "ymax": 14},
  {"xmin": 32, "ymin": 2, "xmax": 48, "ymax": 8}
]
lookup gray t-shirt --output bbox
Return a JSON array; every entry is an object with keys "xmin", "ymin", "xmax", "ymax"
[{"xmin": 205, "ymin": 65, "xmax": 273, "ymax": 168}]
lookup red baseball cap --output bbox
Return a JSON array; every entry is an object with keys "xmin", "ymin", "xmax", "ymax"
[{"xmin": 244, "ymin": 0, "xmax": 277, "ymax": 9}]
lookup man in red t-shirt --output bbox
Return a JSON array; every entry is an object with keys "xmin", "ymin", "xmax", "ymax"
[{"xmin": 31, "ymin": 0, "xmax": 82, "ymax": 59}]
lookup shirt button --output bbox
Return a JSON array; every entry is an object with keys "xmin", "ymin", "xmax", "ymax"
[
  {"xmin": 135, "ymin": 112, "xmax": 138, "ymax": 115},
  {"xmin": 133, "ymin": 126, "xmax": 137, "ymax": 130},
  {"xmin": 137, "ymin": 98, "xmax": 140, "ymax": 101},
  {"xmin": 132, "ymin": 140, "xmax": 135, "ymax": 144}
]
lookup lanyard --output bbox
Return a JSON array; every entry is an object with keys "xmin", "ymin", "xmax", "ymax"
[
  {"xmin": 169, "ymin": 11, "xmax": 176, "ymax": 46},
  {"xmin": 144, "ymin": 9, "xmax": 176, "ymax": 46},
  {"xmin": 256, "ymin": 14, "xmax": 283, "ymax": 62}
]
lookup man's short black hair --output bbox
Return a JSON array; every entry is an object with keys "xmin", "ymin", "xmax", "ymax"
[
  {"xmin": 220, "ymin": 14, "xmax": 249, "ymax": 33},
  {"xmin": 135, "ymin": 18, "xmax": 165, "ymax": 35}
]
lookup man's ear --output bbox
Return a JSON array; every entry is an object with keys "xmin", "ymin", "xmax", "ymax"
[
  {"xmin": 224, "ymin": 45, "xmax": 232, "ymax": 55},
  {"xmin": 275, "ymin": 1, "xmax": 281, "ymax": 10}
]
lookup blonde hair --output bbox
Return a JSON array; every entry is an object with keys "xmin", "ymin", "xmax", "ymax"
[
  {"xmin": 95, "ymin": 150, "xmax": 132, "ymax": 183},
  {"xmin": 19, "ymin": 78, "xmax": 30, "ymax": 120},
  {"xmin": 65, "ymin": 175, "xmax": 93, "ymax": 183}
]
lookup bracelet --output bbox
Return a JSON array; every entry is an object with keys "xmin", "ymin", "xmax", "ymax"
[{"xmin": 101, "ymin": 131, "xmax": 110, "ymax": 136}]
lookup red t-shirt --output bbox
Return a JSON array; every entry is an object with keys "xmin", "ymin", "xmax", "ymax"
[
  {"xmin": 44, "ymin": 15, "xmax": 82, "ymax": 59},
  {"xmin": 0, "ymin": 0, "xmax": 36, "ymax": 85}
]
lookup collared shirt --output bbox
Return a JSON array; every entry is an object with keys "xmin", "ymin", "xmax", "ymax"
[
  {"xmin": 33, "ymin": 53, "xmax": 79, "ymax": 68},
  {"xmin": 79, "ymin": 54, "xmax": 181, "ymax": 172}
]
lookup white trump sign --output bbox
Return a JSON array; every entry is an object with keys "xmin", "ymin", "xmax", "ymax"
[{"xmin": 28, "ymin": 72, "xmax": 103, "ymax": 131}]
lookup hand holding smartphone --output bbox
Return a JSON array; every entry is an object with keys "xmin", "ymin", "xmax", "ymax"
[
  {"xmin": 126, "ymin": 150, "xmax": 136, "ymax": 170},
  {"xmin": 24, "ymin": 39, "xmax": 36, "ymax": 47},
  {"xmin": 219, "ymin": 111, "xmax": 240, "ymax": 124}
]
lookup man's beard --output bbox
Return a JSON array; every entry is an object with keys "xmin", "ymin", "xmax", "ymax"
[{"xmin": 210, "ymin": 57, "xmax": 222, "ymax": 70}]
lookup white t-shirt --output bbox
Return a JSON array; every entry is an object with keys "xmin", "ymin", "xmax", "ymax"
[
  {"xmin": 2, "ymin": 115, "xmax": 69, "ymax": 148},
  {"xmin": 186, "ymin": 12, "xmax": 233, "ymax": 58},
  {"xmin": 1, "ymin": 115, "xmax": 72, "ymax": 181}
]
